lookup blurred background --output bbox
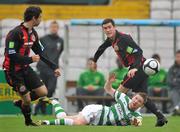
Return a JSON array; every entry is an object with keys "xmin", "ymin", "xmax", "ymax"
[{"xmin": 0, "ymin": 0, "xmax": 180, "ymax": 115}]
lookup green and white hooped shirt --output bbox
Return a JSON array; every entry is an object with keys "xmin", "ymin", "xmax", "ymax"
[{"xmin": 98, "ymin": 91, "xmax": 142, "ymax": 126}]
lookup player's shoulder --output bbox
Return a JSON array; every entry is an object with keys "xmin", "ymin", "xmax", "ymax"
[
  {"xmin": 6, "ymin": 25, "xmax": 22, "ymax": 38},
  {"xmin": 119, "ymin": 32, "xmax": 135, "ymax": 44},
  {"xmin": 119, "ymin": 31, "xmax": 131, "ymax": 35},
  {"xmin": 118, "ymin": 32, "xmax": 131, "ymax": 38},
  {"xmin": 11, "ymin": 24, "xmax": 22, "ymax": 32}
]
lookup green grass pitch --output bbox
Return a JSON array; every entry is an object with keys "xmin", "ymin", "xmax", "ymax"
[{"xmin": 0, "ymin": 115, "xmax": 179, "ymax": 132}]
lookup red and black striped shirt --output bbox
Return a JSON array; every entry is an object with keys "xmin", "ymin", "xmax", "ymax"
[
  {"xmin": 93, "ymin": 30, "xmax": 145, "ymax": 69},
  {"xmin": 3, "ymin": 23, "xmax": 58, "ymax": 72}
]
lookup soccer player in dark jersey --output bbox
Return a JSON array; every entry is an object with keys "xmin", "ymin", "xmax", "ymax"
[
  {"xmin": 91, "ymin": 18, "xmax": 168, "ymax": 127},
  {"xmin": 2, "ymin": 6, "xmax": 61, "ymax": 126}
]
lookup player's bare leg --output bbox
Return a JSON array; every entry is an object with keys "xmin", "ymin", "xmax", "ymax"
[{"xmin": 14, "ymin": 92, "xmax": 39, "ymax": 126}]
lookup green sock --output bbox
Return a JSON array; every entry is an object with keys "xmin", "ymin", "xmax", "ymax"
[
  {"xmin": 52, "ymin": 101, "xmax": 66, "ymax": 118},
  {"xmin": 51, "ymin": 100, "xmax": 66, "ymax": 118},
  {"xmin": 48, "ymin": 119, "xmax": 73, "ymax": 125}
]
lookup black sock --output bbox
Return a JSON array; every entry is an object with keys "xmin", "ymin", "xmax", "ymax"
[
  {"xmin": 21, "ymin": 104, "xmax": 32, "ymax": 123},
  {"xmin": 30, "ymin": 91, "xmax": 39, "ymax": 101},
  {"xmin": 144, "ymin": 98, "xmax": 164, "ymax": 119}
]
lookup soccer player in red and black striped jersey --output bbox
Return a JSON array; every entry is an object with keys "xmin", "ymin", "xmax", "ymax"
[
  {"xmin": 2, "ymin": 6, "xmax": 61, "ymax": 126},
  {"xmin": 92, "ymin": 18, "xmax": 168, "ymax": 127}
]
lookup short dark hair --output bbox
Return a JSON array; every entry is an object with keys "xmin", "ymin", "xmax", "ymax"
[
  {"xmin": 88, "ymin": 57, "xmax": 94, "ymax": 62},
  {"xmin": 51, "ymin": 20, "xmax": 58, "ymax": 24},
  {"xmin": 135, "ymin": 92, "xmax": 147, "ymax": 104},
  {"xmin": 102, "ymin": 18, "xmax": 115, "ymax": 26},
  {"xmin": 152, "ymin": 53, "xmax": 160, "ymax": 60},
  {"xmin": 24, "ymin": 6, "xmax": 42, "ymax": 22},
  {"xmin": 50, "ymin": 20, "xmax": 59, "ymax": 27},
  {"xmin": 176, "ymin": 50, "xmax": 180, "ymax": 54}
]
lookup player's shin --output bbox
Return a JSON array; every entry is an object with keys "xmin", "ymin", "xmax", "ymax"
[
  {"xmin": 21, "ymin": 104, "xmax": 33, "ymax": 125},
  {"xmin": 51, "ymin": 99, "xmax": 67, "ymax": 118},
  {"xmin": 42, "ymin": 119, "xmax": 74, "ymax": 125},
  {"xmin": 145, "ymin": 98, "xmax": 164, "ymax": 118},
  {"xmin": 14, "ymin": 100, "xmax": 38, "ymax": 126},
  {"xmin": 144, "ymin": 98, "xmax": 168, "ymax": 126}
]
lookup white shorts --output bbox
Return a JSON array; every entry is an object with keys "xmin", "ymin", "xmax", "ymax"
[{"xmin": 80, "ymin": 104, "xmax": 103, "ymax": 125}]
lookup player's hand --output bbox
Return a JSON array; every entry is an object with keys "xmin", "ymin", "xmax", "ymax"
[
  {"xmin": 108, "ymin": 73, "xmax": 116, "ymax": 83},
  {"xmin": 31, "ymin": 55, "xmax": 40, "ymax": 62},
  {"xmin": 131, "ymin": 118, "xmax": 142, "ymax": 127},
  {"xmin": 127, "ymin": 68, "xmax": 138, "ymax": 78},
  {"xmin": 54, "ymin": 68, "xmax": 61, "ymax": 77}
]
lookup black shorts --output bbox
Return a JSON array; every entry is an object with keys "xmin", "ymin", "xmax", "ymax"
[
  {"xmin": 121, "ymin": 66, "xmax": 149, "ymax": 93},
  {"xmin": 4, "ymin": 67, "xmax": 44, "ymax": 95}
]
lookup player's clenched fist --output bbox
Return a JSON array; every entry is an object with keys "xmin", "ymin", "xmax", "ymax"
[
  {"xmin": 54, "ymin": 68, "xmax": 61, "ymax": 77},
  {"xmin": 131, "ymin": 117, "xmax": 142, "ymax": 126},
  {"xmin": 32, "ymin": 55, "xmax": 40, "ymax": 62}
]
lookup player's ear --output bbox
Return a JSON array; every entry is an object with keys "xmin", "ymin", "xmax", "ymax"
[
  {"xmin": 141, "ymin": 104, "xmax": 144, "ymax": 108},
  {"xmin": 32, "ymin": 16, "xmax": 36, "ymax": 21}
]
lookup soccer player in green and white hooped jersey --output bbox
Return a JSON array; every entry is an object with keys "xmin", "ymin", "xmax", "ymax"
[{"xmin": 39, "ymin": 73, "xmax": 147, "ymax": 126}]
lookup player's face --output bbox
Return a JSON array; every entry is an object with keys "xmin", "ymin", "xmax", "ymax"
[
  {"xmin": 102, "ymin": 22, "xmax": 116, "ymax": 39},
  {"xmin": 129, "ymin": 94, "xmax": 144, "ymax": 110},
  {"xmin": 33, "ymin": 14, "xmax": 42, "ymax": 27}
]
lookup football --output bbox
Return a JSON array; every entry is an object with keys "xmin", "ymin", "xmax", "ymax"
[{"xmin": 143, "ymin": 58, "xmax": 160, "ymax": 76}]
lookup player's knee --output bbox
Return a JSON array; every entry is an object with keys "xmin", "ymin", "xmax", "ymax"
[
  {"xmin": 73, "ymin": 115, "xmax": 88, "ymax": 125},
  {"xmin": 23, "ymin": 98, "xmax": 31, "ymax": 105},
  {"xmin": 73, "ymin": 119, "xmax": 86, "ymax": 125},
  {"xmin": 35, "ymin": 85, "xmax": 48, "ymax": 97},
  {"xmin": 21, "ymin": 93, "xmax": 31, "ymax": 105}
]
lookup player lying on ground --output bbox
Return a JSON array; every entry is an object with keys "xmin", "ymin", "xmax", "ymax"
[{"xmin": 38, "ymin": 73, "xmax": 147, "ymax": 126}]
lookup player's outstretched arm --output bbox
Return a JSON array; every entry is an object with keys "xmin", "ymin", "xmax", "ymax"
[{"xmin": 104, "ymin": 73, "xmax": 116, "ymax": 96}]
